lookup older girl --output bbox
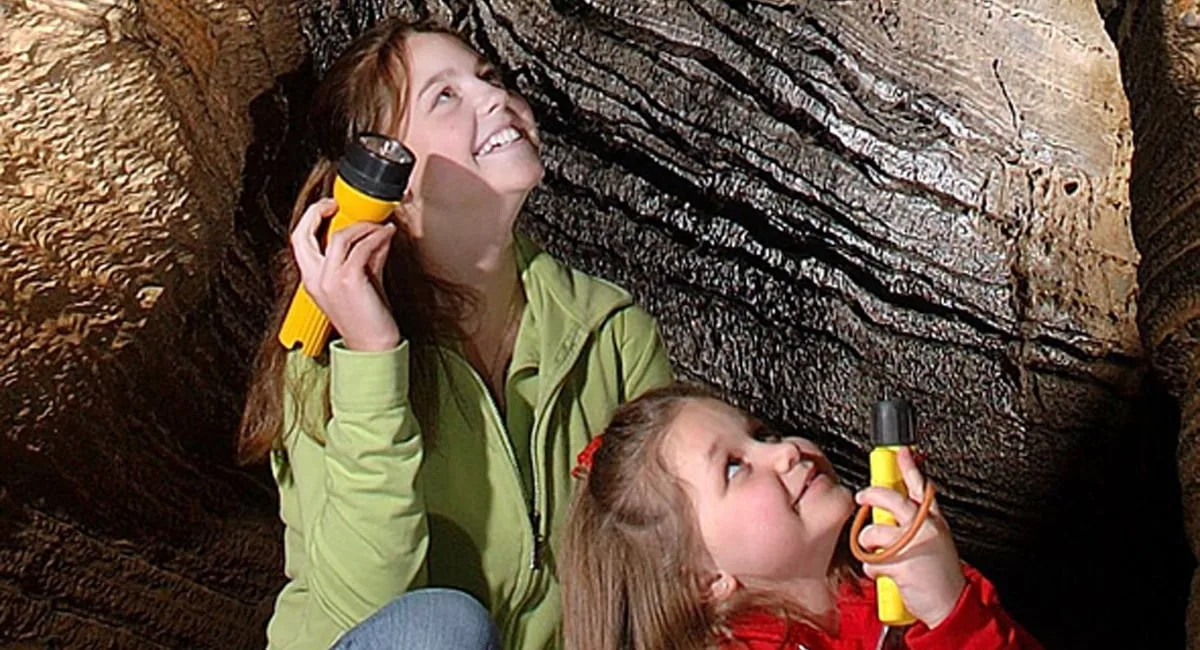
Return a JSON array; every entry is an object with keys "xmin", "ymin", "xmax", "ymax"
[{"xmin": 238, "ymin": 17, "xmax": 672, "ymax": 650}]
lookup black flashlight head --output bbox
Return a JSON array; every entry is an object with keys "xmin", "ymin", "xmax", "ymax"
[
  {"xmin": 872, "ymin": 398, "xmax": 916, "ymax": 446},
  {"xmin": 337, "ymin": 132, "xmax": 414, "ymax": 201}
]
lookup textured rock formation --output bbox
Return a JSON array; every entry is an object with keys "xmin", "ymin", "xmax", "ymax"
[
  {"xmin": 0, "ymin": 1, "xmax": 304, "ymax": 646},
  {"xmin": 303, "ymin": 1, "xmax": 1162, "ymax": 647},
  {"xmin": 1117, "ymin": 1, "xmax": 1200, "ymax": 646},
  {"xmin": 1, "ymin": 0, "xmax": 1190, "ymax": 647}
]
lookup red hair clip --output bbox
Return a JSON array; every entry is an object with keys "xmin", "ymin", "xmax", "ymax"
[{"xmin": 572, "ymin": 435, "xmax": 605, "ymax": 479}]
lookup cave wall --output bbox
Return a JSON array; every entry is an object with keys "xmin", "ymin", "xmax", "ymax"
[
  {"xmin": 0, "ymin": 0, "xmax": 1192, "ymax": 648},
  {"xmin": 304, "ymin": 1, "xmax": 1163, "ymax": 647},
  {"xmin": 0, "ymin": 1, "xmax": 305, "ymax": 646},
  {"xmin": 1117, "ymin": 1, "xmax": 1200, "ymax": 647}
]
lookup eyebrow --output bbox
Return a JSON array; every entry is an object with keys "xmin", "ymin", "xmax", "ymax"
[
  {"xmin": 416, "ymin": 60, "xmax": 496, "ymax": 101},
  {"xmin": 702, "ymin": 441, "xmax": 726, "ymax": 489},
  {"xmin": 748, "ymin": 418, "xmax": 766, "ymax": 438},
  {"xmin": 417, "ymin": 69, "xmax": 453, "ymax": 101},
  {"xmin": 704, "ymin": 441, "xmax": 720, "ymax": 465}
]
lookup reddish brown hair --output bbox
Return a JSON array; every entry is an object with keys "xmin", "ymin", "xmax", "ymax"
[
  {"xmin": 561, "ymin": 383, "xmax": 856, "ymax": 649},
  {"xmin": 237, "ymin": 17, "xmax": 474, "ymax": 463}
]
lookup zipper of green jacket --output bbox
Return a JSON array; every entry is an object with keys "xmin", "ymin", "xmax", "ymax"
[
  {"xmin": 527, "ymin": 321, "xmax": 589, "ymax": 572},
  {"xmin": 497, "ymin": 322, "xmax": 590, "ymax": 648},
  {"xmin": 442, "ymin": 348, "xmax": 545, "ymax": 648},
  {"xmin": 443, "ymin": 348, "xmax": 544, "ymax": 568},
  {"xmin": 447, "ymin": 315, "xmax": 601, "ymax": 643}
]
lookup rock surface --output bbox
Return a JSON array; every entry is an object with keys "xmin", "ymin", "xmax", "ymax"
[
  {"xmin": 0, "ymin": 1, "xmax": 304, "ymax": 647},
  {"xmin": 0, "ymin": 0, "xmax": 1190, "ymax": 647}
]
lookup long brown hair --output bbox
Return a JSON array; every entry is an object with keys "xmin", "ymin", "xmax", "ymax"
[
  {"xmin": 561, "ymin": 383, "xmax": 856, "ymax": 650},
  {"xmin": 237, "ymin": 17, "xmax": 474, "ymax": 464}
]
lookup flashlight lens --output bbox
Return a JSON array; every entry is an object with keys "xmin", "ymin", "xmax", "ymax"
[
  {"xmin": 338, "ymin": 133, "xmax": 414, "ymax": 201},
  {"xmin": 359, "ymin": 134, "xmax": 413, "ymax": 165}
]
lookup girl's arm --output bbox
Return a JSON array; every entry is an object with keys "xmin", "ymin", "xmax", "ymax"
[
  {"xmin": 280, "ymin": 342, "xmax": 428, "ymax": 645},
  {"xmin": 855, "ymin": 447, "xmax": 1043, "ymax": 650},
  {"xmin": 613, "ymin": 305, "xmax": 674, "ymax": 399},
  {"xmin": 904, "ymin": 564, "xmax": 1044, "ymax": 650}
]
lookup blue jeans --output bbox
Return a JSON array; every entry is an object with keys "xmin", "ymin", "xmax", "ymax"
[{"xmin": 332, "ymin": 588, "xmax": 501, "ymax": 650}]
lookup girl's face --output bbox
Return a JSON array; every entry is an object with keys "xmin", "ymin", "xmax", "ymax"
[
  {"xmin": 398, "ymin": 32, "xmax": 544, "ymax": 213},
  {"xmin": 663, "ymin": 399, "xmax": 854, "ymax": 590}
]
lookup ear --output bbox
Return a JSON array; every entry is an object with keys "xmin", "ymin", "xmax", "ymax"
[
  {"xmin": 393, "ymin": 204, "xmax": 422, "ymax": 239},
  {"xmin": 705, "ymin": 571, "xmax": 739, "ymax": 602}
]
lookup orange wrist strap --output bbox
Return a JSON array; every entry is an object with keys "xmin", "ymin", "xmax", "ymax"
[{"xmin": 848, "ymin": 482, "xmax": 937, "ymax": 564}]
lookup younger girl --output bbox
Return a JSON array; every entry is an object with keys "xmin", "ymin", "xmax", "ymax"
[{"xmin": 562, "ymin": 384, "xmax": 1042, "ymax": 649}]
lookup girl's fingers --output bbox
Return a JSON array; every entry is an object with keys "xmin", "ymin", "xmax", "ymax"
[
  {"xmin": 861, "ymin": 561, "xmax": 899, "ymax": 580},
  {"xmin": 856, "ymin": 486, "xmax": 919, "ymax": 526},
  {"xmin": 291, "ymin": 199, "xmax": 338, "ymax": 279},
  {"xmin": 857, "ymin": 523, "xmax": 904, "ymax": 552},
  {"xmin": 345, "ymin": 224, "xmax": 395, "ymax": 275},
  {"xmin": 930, "ymin": 494, "xmax": 942, "ymax": 518},
  {"xmin": 319, "ymin": 223, "xmax": 393, "ymax": 303},
  {"xmin": 896, "ymin": 447, "xmax": 926, "ymax": 503},
  {"xmin": 897, "ymin": 447, "xmax": 941, "ymax": 516},
  {"xmin": 366, "ymin": 224, "xmax": 395, "ymax": 279},
  {"xmin": 294, "ymin": 199, "xmax": 337, "ymax": 241},
  {"xmin": 322, "ymin": 222, "xmax": 382, "ymax": 271}
]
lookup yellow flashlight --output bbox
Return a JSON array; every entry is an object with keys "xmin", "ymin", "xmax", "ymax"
[
  {"xmin": 869, "ymin": 398, "xmax": 918, "ymax": 626},
  {"xmin": 277, "ymin": 133, "xmax": 414, "ymax": 356}
]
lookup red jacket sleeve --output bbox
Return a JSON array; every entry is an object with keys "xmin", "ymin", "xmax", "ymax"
[{"xmin": 904, "ymin": 565, "xmax": 1043, "ymax": 650}]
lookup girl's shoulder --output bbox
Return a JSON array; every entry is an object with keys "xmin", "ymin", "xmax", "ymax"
[{"xmin": 516, "ymin": 235, "xmax": 634, "ymax": 323}]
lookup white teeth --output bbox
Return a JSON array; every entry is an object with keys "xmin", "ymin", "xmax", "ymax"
[{"xmin": 478, "ymin": 127, "xmax": 522, "ymax": 156}]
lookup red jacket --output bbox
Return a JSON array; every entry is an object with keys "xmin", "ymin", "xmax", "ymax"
[{"xmin": 723, "ymin": 566, "xmax": 1043, "ymax": 650}]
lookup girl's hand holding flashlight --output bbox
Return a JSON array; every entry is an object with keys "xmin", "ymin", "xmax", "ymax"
[
  {"xmin": 854, "ymin": 447, "xmax": 967, "ymax": 629},
  {"xmin": 290, "ymin": 198, "xmax": 400, "ymax": 352}
]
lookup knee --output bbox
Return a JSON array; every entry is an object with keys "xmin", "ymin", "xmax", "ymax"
[
  {"xmin": 334, "ymin": 588, "xmax": 498, "ymax": 650},
  {"xmin": 389, "ymin": 588, "xmax": 490, "ymax": 622}
]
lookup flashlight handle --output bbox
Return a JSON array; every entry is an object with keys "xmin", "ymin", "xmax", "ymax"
[
  {"xmin": 277, "ymin": 177, "xmax": 399, "ymax": 356},
  {"xmin": 869, "ymin": 446, "xmax": 917, "ymax": 626}
]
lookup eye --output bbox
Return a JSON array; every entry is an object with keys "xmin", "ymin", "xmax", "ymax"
[
  {"xmin": 479, "ymin": 67, "xmax": 505, "ymax": 86},
  {"xmin": 434, "ymin": 86, "xmax": 457, "ymax": 105},
  {"xmin": 754, "ymin": 429, "xmax": 783, "ymax": 444},
  {"xmin": 725, "ymin": 457, "xmax": 743, "ymax": 482}
]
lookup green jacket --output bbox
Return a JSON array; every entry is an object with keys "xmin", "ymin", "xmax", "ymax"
[{"xmin": 266, "ymin": 235, "xmax": 673, "ymax": 649}]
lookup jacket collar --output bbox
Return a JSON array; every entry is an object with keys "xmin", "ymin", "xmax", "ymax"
[
  {"xmin": 511, "ymin": 232, "xmax": 633, "ymax": 400},
  {"xmin": 514, "ymin": 232, "xmax": 632, "ymax": 333},
  {"xmin": 726, "ymin": 611, "xmax": 826, "ymax": 648}
]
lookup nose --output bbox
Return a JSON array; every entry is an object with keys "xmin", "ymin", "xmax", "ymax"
[
  {"xmin": 475, "ymin": 81, "xmax": 507, "ymax": 115},
  {"xmin": 770, "ymin": 440, "xmax": 802, "ymax": 474}
]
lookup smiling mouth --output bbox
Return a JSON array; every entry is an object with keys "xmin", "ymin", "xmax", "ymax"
[
  {"xmin": 793, "ymin": 467, "xmax": 822, "ymax": 510},
  {"xmin": 475, "ymin": 126, "xmax": 525, "ymax": 156}
]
